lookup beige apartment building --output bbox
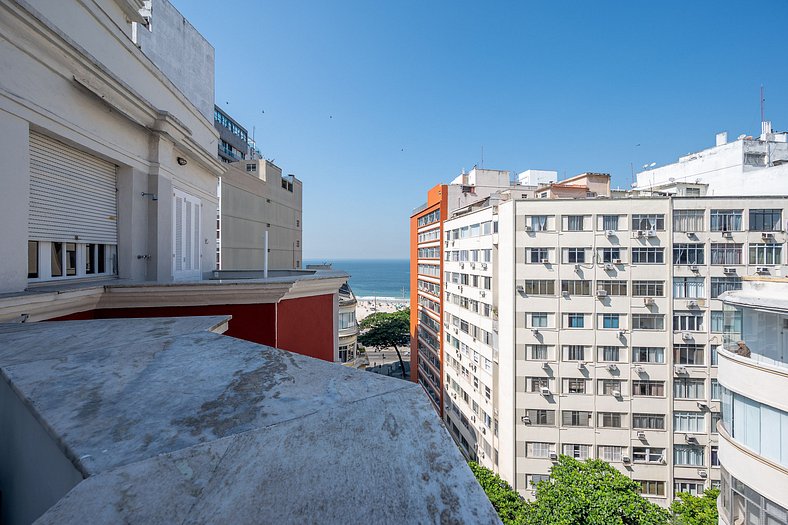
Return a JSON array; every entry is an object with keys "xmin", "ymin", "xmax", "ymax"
[
  {"xmin": 218, "ymin": 159, "xmax": 303, "ymax": 270},
  {"xmin": 438, "ymin": 179, "xmax": 788, "ymax": 506}
]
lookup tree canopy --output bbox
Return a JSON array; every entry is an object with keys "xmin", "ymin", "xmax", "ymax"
[
  {"xmin": 468, "ymin": 461, "xmax": 528, "ymax": 525},
  {"xmin": 670, "ymin": 488, "xmax": 719, "ymax": 525},
  {"xmin": 358, "ymin": 308, "xmax": 410, "ymax": 379}
]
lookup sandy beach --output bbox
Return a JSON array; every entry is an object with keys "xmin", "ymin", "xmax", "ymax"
[{"xmin": 355, "ymin": 297, "xmax": 408, "ymax": 322}]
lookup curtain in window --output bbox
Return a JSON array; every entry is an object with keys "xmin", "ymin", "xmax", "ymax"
[{"xmin": 603, "ymin": 215, "xmax": 618, "ymax": 230}]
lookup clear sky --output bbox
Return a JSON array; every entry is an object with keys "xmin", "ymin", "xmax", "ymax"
[{"xmin": 173, "ymin": 1, "xmax": 788, "ymax": 260}]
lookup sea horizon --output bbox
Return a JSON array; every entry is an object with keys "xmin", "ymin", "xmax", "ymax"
[{"xmin": 304, "ymin": 258, "xmax": 410, "ymax": 300}]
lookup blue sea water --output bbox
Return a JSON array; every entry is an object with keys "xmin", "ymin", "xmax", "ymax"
[{"xmin": 305, "ymin": 259, "xmax": 410, "ymax": 300}]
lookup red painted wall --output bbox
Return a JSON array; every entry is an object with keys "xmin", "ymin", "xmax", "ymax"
[
  {"xmin": 49, "ymin": 294, "xmax": 337, "ymax": 362},
  {"xmin": 276, "ymin": 294, "xmax": 335, "ymax": 362}
]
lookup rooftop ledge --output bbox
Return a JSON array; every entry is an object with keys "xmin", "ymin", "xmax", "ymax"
[{"xmin": 0, "ymin": 316, "xmax": 499, "ymax": 524}]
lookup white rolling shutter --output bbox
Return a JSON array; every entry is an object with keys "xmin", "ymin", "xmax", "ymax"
[
  {"xmin": 29, "ymin": 131, "xmax": 117, "ymax": 243},
  {"xmin": 172, "ymin": 189, "xmax": 201, "ymax": 280}
]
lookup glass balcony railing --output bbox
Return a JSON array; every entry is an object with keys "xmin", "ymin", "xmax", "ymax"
[{"xmin": 723, "ymin": 305, "xmax": 788, "ymax": 369}]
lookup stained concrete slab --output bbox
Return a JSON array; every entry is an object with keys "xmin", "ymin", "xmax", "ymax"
[{"xmin": 0, "ymin": 317, "xmax": 499, "ymax": 524}]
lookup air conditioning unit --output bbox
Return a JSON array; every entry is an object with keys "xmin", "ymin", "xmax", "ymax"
[
  {"xmin": 480, "ymin": 291, "xmax": 486, "ymax": 297},
  {"xmin": 459, "ymin": 262, "xmax": 464, "ymax": 268},
  {"xmin": 516, "ymin": 285, "xmax": 525, "ymax": 293},
  {"xmin": 636, "ymin": 230, "xmax": 645, "ymax": 237},
  {"xmin": 757, "ymin": 266, "xmax": 769, "ymax": 274},
  {"xmin": 697, "ymin": 401, "xmax": 708, "ymax": 410},
  {"xmin": 525, "ymin": 225, "xmax": 532, "ymax": 231},
  {"xmin": 604, "ymin": 263, "xmax": 614, "ymax": 270},
  {"xmin": 622, "ymin": 455, "xmax": 631, "ymax": 463},
  {"xmin": 540, "ymin": 386, "xmax": 550, "ymax": 396},
  {"xmin": 613, "ymin": 258, "xmax": 622, "ymax": 264},
  {"xmin": 682, "ymin": 332, "xmax": 692, "ymax": 340},
  {"xmin": 459, "ymin": 285, "xmax": 463, "ymax": 292},
  {"xmin": 521, "ymin": 415, "xmax": 531, "ymax": 424},
  {"xmin": 686, "ymin": 435, "xmax": 699, "ymax": 445},
  {"xmin": 470, "ymin": 262, "xmax": 475, "ymax": 269},
  {"xmin": 643, "ymin": 297, "xmax": 655, "ymax": 306},
  {"xmin": 541, "ymin": 258, "xmax": 550, "ymax": 264},
  {"xmin": 687, "ymin": 300, "xmax": 698, "ymax": 308},
  {"xmin": 607, "ymin": 364, "xmax": 618, "ymax": 372},
  {"xmin": 574, "ymin": 263, "xmax": 581, "ymax": 270},
  {"xmin": 577, "ymin": 361, "xmax": 586, "ymax": 370},
  {"xmin": 532, "ymin": 329, "xmax": 540, "ymax": 335},
  {"xmin": 605, "ymin": 230, "xmax": 615, "ymax": 237},
  {"xmin": 675, "ymin": 365, "xmax": 687, "ymax": 375},
  {"xmin": 723, "ymin": 231, "xmax": 732, "ymax": 238},
  {"xmin": 612, "ymin": 389, "xmax": 621, "ymax": 398},
  {"xmin": 444, "ymin": 240, "xmax": 449, "ymax": 247},
  {"xmin": 453, "ymin": 327, "xmax": 459, "ymax": 334},
  {"xmin": 481, "ymin": 263, "xmax": 487, "ymax": 270},
  {"xmin": 647, "ymin": 229, "xmax": 657, "ymax": 237},
  {"xmin": 689, "ymin": 265, "xmax": 699, "ymax": 272},
  {"xmin": 562, "ymin": 290, "xmax": 570, "ymax": 297},
  {"xmin": 618, "ymin": 330, "xmax": 627, "ymax": 338},
  {"xmin": 549, "ymin": 452, "xmax": 558, "ymax": 461},
  {"xmin": 471, "ymin": 415, "xmax": 476, "ymax": 422},
  {"xmin": 634, "ymin": 365, "xmax": 645, "ymax": 374},
  {"xmin": 596, "ymin": 289, "xmax": 608, "ymax": 297},
  {"xmin": 699, "ymin": 470, "xmax": 708, "ymax": 479},
  {"xmin": 637, "ymin": 431, "xmax": 647, "ymax": 440},
  {"xmin": 723, "ymin": 267, "xmax": 736, "ymax": 274},
  {"xmin": 686, "ymin": 232, "xmax": 695, "ymax": 238},
  {"xmin": 541, "ymin": 362, "xmax": 550, "ymax": 370},
  {"xmin": 762, "ymin": 232, "xmax": 772, "ymax": 239}
]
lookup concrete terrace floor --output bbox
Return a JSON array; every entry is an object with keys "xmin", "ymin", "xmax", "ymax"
[{"xmin": 0, "ymin": 316, "xmax": 500, "ymax": 525}]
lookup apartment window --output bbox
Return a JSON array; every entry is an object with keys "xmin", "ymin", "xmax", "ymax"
[
  {"xmin": 632, "ymin": 214, "xmax": 665, "ymax": 231},
  {"xmin": 597, "ymin": 280, "xmax": 627, "ymax": 296},
  {"xmin": 674, "ymin": 378, "xmax": 705, "ymax": 399},
  {"xmin": 711, "ymin": 277, "xmax": 741, "ymax": 297},
  {"xmin": 674, "ymin": 312, "xmax": 704, "ymax": 332},
  {"xmin": 564, "ymin": 378, "xmax": 588, "ymax": 394},
  {"xmin": 633, "ymin": 380, "xmax": 664, "ymax": 397},
  {"xmin": 529, "ymin": 215, "xmax": 549, "ymax": 231},
  {"xmin": 601, "ymin": 314, "xmax": 620, "ymax": 329},
  {"xmin": 602, "ymin": 215, "xmax": 619, "ymax": 231},
  {"xmin": 674, "ymin": 210, "xmax": 705, "ymax": 232},
  {"xmin": 526, "ymin": 474, "xmax": 550, "ymax": 486},
  {"xmin": 528, "ymin": 377, "xmax": 550, "ymax": 393},
  {"xmin": 562, "ymin": 411, "xmax": 593, "ymax": 427},
  {"xmin": 563, "ymin": 345, "xmax": 587, "ymax": 361},
  {"xmin": 561, "ymin": 280, "xmax": 591, "ymax": 296},
  {"xmin": 562, "ymin": 443, "xmax": 592, "ymax": 459},
  {"xmin": 565, "ymin": 248, "xmax": 586, "ymax": 263},
  {"xmin": 632, "ymin": 248, "xmax": 664, "ymax": 264},
  {"xmin": 528, "ymin": 345, "xmax": 549, "ymax": 360},
  {"xmin": 675, "ymin": 480, "xmax": 705, "ymax": 496},
  {"xmin": 598, "ymin": 346, "xmax": 622, "ymax": 362},
  {"xmin": 632, "ymin": 280, "xmax": 664, "ymax": 297},
  {"xmin": 634, "ymin": 448, "xmax": 665, "ymax": 463},
  {"xmin": 524, "ymin": 279, "xmax": 555, "ymax": 295},
  {"xmin": 632, "ymin": 314, "xmax": 664, "ymax": 330},
  {"xmin": 530, "ymin": 313, "xmax": 548, "ymax": 328},
  {"xmin": 711, "ymin": 446, "xmax": 719, "ymax": 466},
  {"xmin": 633, "ymin": 347, "xmax": 665, "ymax": 363},
  {"xmin": 710, "ymin": 243, "xmax": 743, "ymax": 265},
  {"xmin": 633, "ymin": 414, "xmax": 665, "ymax": 430},
  {"xmin": 27, "ymin": 241, "xmax": 38, "ymax": 278},
  {"xmin": 529, "ymin": 248, "xmax": 550, "ymax": 263},
  {"xmin": 246, "ymin": 163, "xmax": 257, "ymax": 172},
  {"xmin": 673, "ymin": 244, "xmax": 705, "ymax": 265},
  {"xmin": 710, "ymin": 209, "xmax": 742, "ymax": 231},
  {"xmin": 600, "ymin": 247, "xmax": 621, "ymax": 263},
  {"xmin": 599, "ymin": 379, "xmax": 623, "ymax": 395},
  {"xmin": 673, "ymin": 277, "xmax": 705, "ymax": 298},
  {"xmin": 526, "ymin": 409, "xmax": 555, "ymax": 426},
  {"xmin": 526, "ymin": 442, "xmax": 555, "ymax": 458},
  {"xmin": 674, "ymin": 445, "xmax": 705, "ymax": 466},
  {"xmin": 750, "ymin": 243, "xmax": 782, "ymax": 265},
  {"xmin": 598, "ymin": 445, "xmax": 623, "ymax": 462},
  {"xmin": 565, "ymin": 314, "xmax": 585, "ymax": 329},
  {"xmin": 598, "ymin": 412, "xmax": 625, "ymax": 428},
  {"xmin": 51, "ymin": 242, "xmax": 63, "ymax": 277},
  {"xmin": 674, "ymin": 344, "xmax": 705, "ymax": 365},
  {"xmin": 639, "ymin": 480, "xmax": 666, "ymax": 496},
  {"xmin": 565, "ymin": 215, "xmax": 586, "ymax": 231},
  {"xmin": 711, "ymin": 379, "xmax": 721, "ymax": 400},
  {"xmin": 749, "ymin": 209, "xmax": 782, "ymax": 231},
  {"xmin": 674, "ymin": 412, "xmax": 705, "ymax": 433}
]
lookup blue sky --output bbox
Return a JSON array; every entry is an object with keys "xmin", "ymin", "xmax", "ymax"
[{"xmin": 173, "ymin": 1, "xmax": 788, "ymax": 260}]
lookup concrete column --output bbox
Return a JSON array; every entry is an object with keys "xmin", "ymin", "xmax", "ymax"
[
  {"xmin": 146, "ymin": 134, "xmax": 175, "ymax": 282},
  {"xmin": 116, "ymin": 166, "xmax": 149, "ymax": 281},
  {"xmin": 0, "ymin": 109, "xmax": 30, "ymax": 294}
]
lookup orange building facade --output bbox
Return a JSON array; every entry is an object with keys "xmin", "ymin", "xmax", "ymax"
[{"xmin": 410, "ymin": 185, "xmax": 447, "ymax": 415}]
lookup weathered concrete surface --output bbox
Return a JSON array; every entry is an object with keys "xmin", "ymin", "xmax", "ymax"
[{"xmin": 0, "ymin": 316, "xmax": 499, "ymax": 524}]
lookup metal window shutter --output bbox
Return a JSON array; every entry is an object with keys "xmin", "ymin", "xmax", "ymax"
[{"xmin": 29, "ymin": 131, "xmax": 117, "ymax": 244}]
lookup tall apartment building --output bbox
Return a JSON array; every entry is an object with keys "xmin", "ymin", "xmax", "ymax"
[
  {"xmin": 410, "ymin": 168, "xmax": 542, "ymax": 413},
  {"xmin": 438, "ymin": 182, "xmax": 788, "ymax": 506},
  {"xmin": 717, "ymin": 277, "xmax": 788, "ymax": 524}
]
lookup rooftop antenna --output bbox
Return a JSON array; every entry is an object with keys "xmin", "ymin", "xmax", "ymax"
[{"xmin": 761, "ymin": 84, "xmax": 765, "ymax": 124}]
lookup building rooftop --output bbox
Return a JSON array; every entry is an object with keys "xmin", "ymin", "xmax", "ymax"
[{"xmin": 0, "ymin": 316, "xmax": 499, "ymax": 524}]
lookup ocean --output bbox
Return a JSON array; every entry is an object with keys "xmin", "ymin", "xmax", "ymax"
[{"xmin": 305, "ymin": 259, "xmax": 410, "ymax": 300}]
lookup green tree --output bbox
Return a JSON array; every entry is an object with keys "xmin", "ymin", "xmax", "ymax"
[
  {"xmin": 670, "ymin": 488, "xmax": 719, "ymax": 525},
  {"xmin": 468, "ymin": 461, "xmax": 528, "ymax": 525},
  {"xmin": 522, "ymin": 456, "xmax": 670, "ymax": 525},
  {"xmin": 358, "ymin": 308, "xmax": 410, "ymax": 379}
]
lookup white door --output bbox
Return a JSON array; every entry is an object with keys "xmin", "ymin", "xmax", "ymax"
[{"xmin": 173, "ymin": 189, "xmax": 201, "ymax": 281}]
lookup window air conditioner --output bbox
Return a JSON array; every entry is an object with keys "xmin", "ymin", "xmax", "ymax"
[
  {"xmin": 549, "ymin": 452, "xmax": 558, "ymax": 461},
  {"xmin": 686, "ymin": 435, "xmax": 699, "ymax": 445},
  {"xmin": 481, "ymin": 263, "xmax": 487, "ymax": 270},
  {"xmin": 697, "ymin": 401, "xmax": 708, "ymax": 410},
  {"xmin": 521, "ymin": 415, "xmax": 531, "ymax": 424},
  {"xmin": 647, "ymin": 229, "xmax": 657, "ymax": 237},
  {"xmin": 574, "ymin": 263, "xmax": 581, "ymax": 270},
  {"xmin": 480, "ymin": 291, "xmax": 486, "ymax": 297},
  {"xmin": 607, "ymin": 363, "xmax": 618, "ymax": 372},
  {"xmin": 637, "ymin": 431, "xmax": 647, "ymax": 440},
  {"xmin": 532, "ymin": 329, "xmax": 540, "ymax": 335},
  {"xmin": 459, "ymin": 262, "xmax": 464, "ymax": 268},
  {"xmin": 689, "ymin": 265, "xmax": 699, "ymax": 272},
  {"xmin": 699, "ymin": 470, "xmax": 708, "ymax": 478},
  {"xmin": 762, "ymin": 232, "xmax": 772, "ymax": 239},
  {"xmin": 634, "ymin": 365, "xmax": 645, "ymax": 374},
  {"xmin": 757, "ymin": 266, "xmax": 769, "ymax": 274},
  {"xmin": 540, "ymin": 386, "xmax": 550, "ymax": 396},
  {"xmin": 682, "ymin": 332, "xmax": 692, "ymax": 340},
  {"xmin": 675, "ymin": 365, "xmax": 687, "ymax": 375},
  {"xmin": 687, "ymin": 300, "xmax": 698, "ymax": 308},
  {"xmin": 722, "ymin": 231, "xmax": 732, "ymax": 238},
  {"xmin": 636, "ymin": 230, "xmax": 645, "ymax": 237},
  {"xmin": 541, "ymin": 258, "xmax": 550, "ymax": 264},
  {"xmin": 541, "ymin": 362, "xmax": 550, "ymax": 370},
  {"xmin": 613, "ymin": 258, "xmax": 622, "ymax": 264},
  {"xmin": 612, "ymin": 389, "xmax": 621, "ymax": 398},
  {"xmin": 605, "ymin": 230, "xmax": 615, "ymax": 237},
  {"xmin": 516, "ymin": 285, "xmax": 525, "ymax": 293},
  {"xmin": 470, "ymin": 262, "xmax": 475, "ymax": 269},
  {"xmin": 643, "ymin": 297, "xmax": 655, "ymax": 306},
  {"xmin": 686, "ymin": 232, "xmax": 695, "ymax": 238},
  {"xmin": 596, "ymin": 289, "xmax": 608, "ymax": 297},
  {"xmin": 577, "ymin": 361, "xmax": 586, "ymax": 370},
  {"xmin": 618, "ymin": 330, "xmax": 627, "ymax": 338},
  {"xmin": 604, "ymin": 263, "xmax": 614, "ymax": 270},
  {"xmin": 525, "ymin": 225, "xmax": 532, "ymax": 231},
  {"xmin": 622, "ymin": 455, "xmax": 631, "ymax": 463},
  {"xmin": 723, "ymin": 267, "xmax": 736, "ymax": 274}
]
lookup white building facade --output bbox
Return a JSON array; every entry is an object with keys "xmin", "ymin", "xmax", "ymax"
[
  {"xmin": 442, "ymin": 191, "xmax": 788, "ymax": 506},
  {"xmin": 717, "ymin": 278, "xmax": 788, "ymax": 525}
]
